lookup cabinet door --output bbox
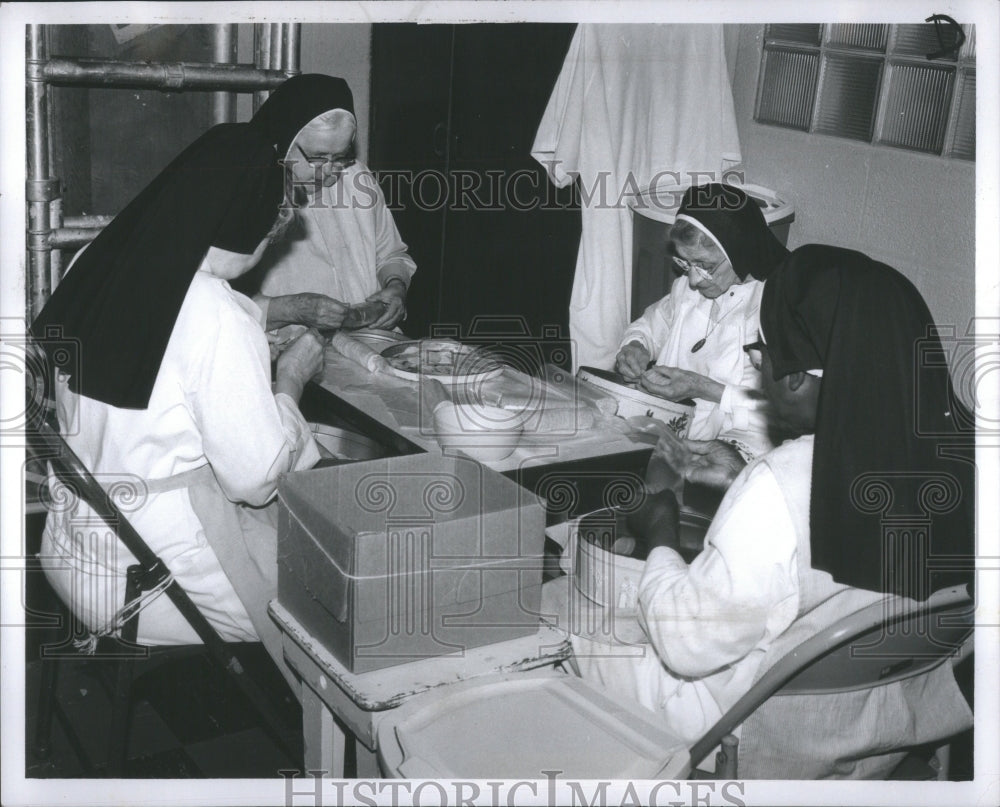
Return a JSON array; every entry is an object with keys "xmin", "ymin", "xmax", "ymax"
[
  {"xmin": 370, "ymin": 23, "xmax": 454, "ymax": 338},
  {"xmin": 441, "ymin": 23, "xmax": 579, "ymax": 355},
  {"xmin": 370, "ymin": 22, "xmax": 579, "ymax": 354}
]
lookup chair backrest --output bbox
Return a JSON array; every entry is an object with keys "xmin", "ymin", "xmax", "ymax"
[
  {"xmin": 22, "ymin": 336, "xmax": 222, "ymax": 646},
  {"xmin": 687, "ymin": 583, "xmax": 974, "ymax": 770}
]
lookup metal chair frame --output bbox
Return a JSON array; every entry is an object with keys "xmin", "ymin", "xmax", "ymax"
[
  {"xmin": 26, "ymin": 351, "xmax": 300, "ymax": 775},
  {"xmin": 685, "ymin": 583, "xmax": 975, "ymax": 778}
]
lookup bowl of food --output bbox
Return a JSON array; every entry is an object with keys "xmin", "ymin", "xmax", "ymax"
[
  {"xmin": 431, "ymin": 401, "xmax": 525, "ymax": 463},
  {"xmin": 381, "ymin": 339, "xmax": 503, "ymax": 384},
  {"xmin": 577, "ymin": 367, "xmax": 694, "ymax": 437}
]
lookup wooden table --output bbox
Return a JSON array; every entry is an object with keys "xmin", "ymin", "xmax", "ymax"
[{"xmin": 269, "ymin": 601, "xmax": 572, "ymax": 778}]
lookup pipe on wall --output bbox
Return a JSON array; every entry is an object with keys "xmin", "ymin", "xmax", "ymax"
[
  {"xmin": 212, "ymin": 24, "xmax": 237, "ymax": 123},
  {"xmin": 26, "ymin": 25, "xmax": 54, "ymax": 322},
  {"xmin": 28, "ymin": 23, "xmax": 301, "ymax": 314},
  {"xmin": 284, "ymin": 24, "xmax": 301, "ymax": 75},
  {"xmin": 43, "ymin": 58, "xmax": 291, "ymax": 93},
  {"xmin": 253, "ymin": 24, "xmax": 273, "ymax": 113}
]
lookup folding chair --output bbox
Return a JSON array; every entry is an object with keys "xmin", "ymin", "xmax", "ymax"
[
  {"xmin": 685, "ymin": 583, "xmax": 975, "ymax": 779},
  {"xmin": 26, "ymin": 350, "xmax": 300, "ymax": 776}
]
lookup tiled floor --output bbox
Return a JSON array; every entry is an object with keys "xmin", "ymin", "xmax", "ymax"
[{"xmin": 24, "ymin": 641, "xmax": 305, "ymax": 778}]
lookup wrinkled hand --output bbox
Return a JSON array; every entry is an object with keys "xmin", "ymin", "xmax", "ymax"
[
  {"xmin": 275, "ymin": 329, "xmax": 325, "ymax": 402},
  {"xmin": 640, "ymin": 365, "xmax": 707, "ymax": 402},
  {"xmin": 294, "ymin": 293, "xmax": 349, "ymax": 331},
  {"xmin": 615, "ymin": 342, "xmax": 651, "ymax": 384},
  {"xmin": 366, "ymin": 280, "xmax": 407, "ymax": 330},
  {"xmin": 655, "ymin": 430, "xmax": 746, "ymax": 491}
]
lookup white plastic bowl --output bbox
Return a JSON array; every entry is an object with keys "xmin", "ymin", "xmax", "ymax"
[{"xmin": 432, "ymin": 402, "xmax": 525, "ymax": 463}]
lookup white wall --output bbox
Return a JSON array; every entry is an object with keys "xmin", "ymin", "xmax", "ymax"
[{"xmin": 727, "ymin": 25, "xmax": 976, "ymax": 346}]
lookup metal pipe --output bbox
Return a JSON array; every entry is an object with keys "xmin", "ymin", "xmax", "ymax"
[
  {"xmin": 63, "ymin": 215, "xmax": 114, "ymax": 229},
  {"xmin": 42, "ymin": 57, "xmax": 290, "ymax": 93},
  {"xmin": 49, "ymin": 228, "xmax": 103, "ymax": 249},
  {"xmin": 253, "ymin": 24, "xmax": 272, "ymax": 113},
  {"xmin": 270, "ymin": 24, "xmax": 283, "ymax": 70},
  {"xmin": 285, "ymin": 24, "xmax": 301, "ymax": 75},
  {"xmin": 212, "ymin": 24, "xmax": 237, "ymax": 124},
  {"xmin": 26, "ymin": 25, "xmax": 52, "ymax": 321},
  {"xmin": 49, "ymin": 198, "xmax": 63, "ymax": 288}
]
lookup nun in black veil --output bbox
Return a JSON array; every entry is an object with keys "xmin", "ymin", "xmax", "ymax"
[
  {"xmin": 616, "ymin": 183, "xmax": 790, "ymax": 460},
  {"xmin": 240, "ymin": 73, "xmax": 417, "ymax": 335},
  {"xmin": 32, "ymin": 121, "xmax": 325, "ymax": 687},
  {"xmin": 572, "ymin": 189, "xmax": 975, "ymax": 777}
]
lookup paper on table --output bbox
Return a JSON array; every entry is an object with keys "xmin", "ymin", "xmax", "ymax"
[
  {"xmin": 329, "ymin": 332, "xmax": 390, "ymax": 374},
  {"xmin": 540, "ymin": 363, "xmax": 618, "ymax": 415}
]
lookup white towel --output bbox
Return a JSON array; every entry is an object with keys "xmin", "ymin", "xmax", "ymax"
[{"xmin": 532, "ymin": 24, "xmax": 742, "ymax": 370}]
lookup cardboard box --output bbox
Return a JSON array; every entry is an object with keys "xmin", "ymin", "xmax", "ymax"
[{"xmin": 277, "ymin": 453, "xmax": 546, "ymax": 673}]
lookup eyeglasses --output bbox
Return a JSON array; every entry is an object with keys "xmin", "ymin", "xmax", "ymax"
[
  {"xmin": 742, "ymin": 339, "xmax": 766, "ymax": 371},
  {"xmin": 671, "ymin": 254, "xmax": 727, "ymax": 283},
  {"xmin": 294, "ymin": 142, "xmax": 356, "ymax": 173}
]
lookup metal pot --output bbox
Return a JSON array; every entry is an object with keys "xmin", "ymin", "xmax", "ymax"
[
  {"xmin": 309, "ymin": 424, "xmax": 387, "ymax": 462},
  {"xmin": 574, "ymin": 502, "xmax": 711, "ymax": 611}
]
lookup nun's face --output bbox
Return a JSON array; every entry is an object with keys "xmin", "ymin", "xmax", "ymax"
[
  {"xmin": 756, "ymin": 344, "xmax": 821, "ymax": 437},
  {"xmin": 286, "ymin": 115, "xmax": 357, "ymax": 197},
  {"xmin": 671, "ymin": 241, "xmax": 740, "ymax": 299}
]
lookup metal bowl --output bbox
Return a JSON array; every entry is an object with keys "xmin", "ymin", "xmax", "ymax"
[
  {"xmin": 381, "ymin": 339, "xmax": 503, "ymax": 384},
  {"xmin": 310, "ymin": 424, "xmax": 387, "ymax": 462},
  {"xmin": 578, "ymin": 502, "xmax": 710, "ymax": 562},
  {"xmin": 573, "ymin": 502, "xmax": 711, "ymax": 610},
  {"xmin": 338, "ymin": 328, "xmax": 408, "ymax": 351}
]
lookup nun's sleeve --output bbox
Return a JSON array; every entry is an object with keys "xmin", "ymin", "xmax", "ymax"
[
  {"xmin": 365, "ymin": 171, "xmax": 416, "ymax": 289},
  {"xmin": 191, "ymin": 295, "xmax": 319, "ymax": 506},
  {"xmin": 637, "ymin": 459, "xmax": 799, "ymax": 678},
  {"xmin": 619, "ymin": 289, "xmax": 677, "ymax": 357}
]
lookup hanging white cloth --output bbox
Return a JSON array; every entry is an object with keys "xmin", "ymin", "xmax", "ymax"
[{"xmin": 531, "ymin": 24, "xmax": 742, "ymax": 370}]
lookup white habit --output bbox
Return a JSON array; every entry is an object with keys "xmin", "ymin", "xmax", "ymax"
[
  {"xmin": 531, "ymin": 24, "xmax": 742, "ymax": 370},
  {"xmin": 252, "ymin": 163, "xmax": 416, "ymax": 318},
  {"xmin": 41, "ymin": 272, "xmax": 319, "ymax": 680},
  {"xmin": 571, "ymin": 436, "xmax": 972, "ymax": 776},
  {"xmin": 619, "ymin": 274, "xmax": 772, "ymax": 455}
]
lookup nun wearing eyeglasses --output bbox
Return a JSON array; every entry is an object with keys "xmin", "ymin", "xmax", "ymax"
[
  {"xmin": 614, "ymin": 184, "xmax": 786, "ymax": 459},
  {"xmin": 241, "ymin": 74, "xmax": 416, "ymax": 334},
  {"xmin": 576, "ymin": 249, "xmax": 974, "ymax": 778}
]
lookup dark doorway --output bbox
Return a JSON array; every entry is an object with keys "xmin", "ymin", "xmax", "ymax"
[{"xmin": 370, "ymin": 23, "xmax": 580, "ymax": 366}]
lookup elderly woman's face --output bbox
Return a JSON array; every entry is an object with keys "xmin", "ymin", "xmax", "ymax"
[
  {"xmin": 287, "ymin": 114, "xmax": 357, "ymax": 197},
  {"xmin": 672, "ymin": 241, "xmax": 740, "ymax": 299}
]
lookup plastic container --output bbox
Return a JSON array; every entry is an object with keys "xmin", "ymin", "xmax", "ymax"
[
  {"xmin": 376, "ymin": 669, "xmax": 690, "ymax": 779},
  {"xmin": 277, "ymin": 453, "xmax": 545, "ymax": 673},
  {"xmin": 432, "ymin": 401, "xmax": 525, "ymax": 463},
  {"xmin": 576, "ymin": 367, "xmax": 694, "ymax": 436}
]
